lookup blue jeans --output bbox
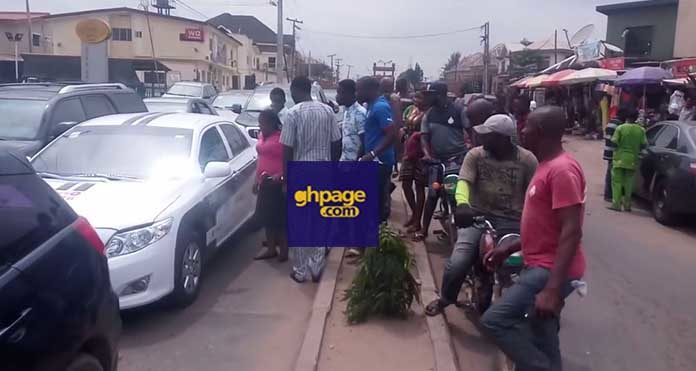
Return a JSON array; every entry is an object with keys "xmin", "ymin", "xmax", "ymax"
[
  {"xmin": 480, "ymin": 267, "xmax": 575, "ymax": 371},
  {"xmin": 440, "ymin": 218, "xmax": 520, "ymax": 306}
]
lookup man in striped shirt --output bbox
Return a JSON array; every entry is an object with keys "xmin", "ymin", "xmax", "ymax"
[
  {"xmin": 281, "ymin": 76, "xmax": 342, "ymax": 283},
  {"xmin": 603, "ymin": 107, "xmax": 626, "ymax": 202}
]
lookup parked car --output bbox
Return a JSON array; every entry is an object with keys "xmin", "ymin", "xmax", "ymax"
[
  {"xmin": 212, "ymin": 90, "xmax": 252, "ymax": 115},
  {"xmin": 144, "ymin": 97, "xmax": 218, "ymax": 115},
  {"xmin": 0, "ymin": 82, "xmax": 147, "ymax": 156},
  {"xmin": 634, "ymin": 121, "xmax": 696, "ymax": 225},
  {"xmin": 1, "ymin": 150, "xmax": 121, "ymax": 371},
  {"xmin": 162, "ymin": 81, "xmax": 217, "ymax": 103},
  {"xmin": 235, "ymin": 83, "xmax": 333, "ymax": 138},
  {"xmin": 31, "ymin": 112, "xmax": 258, "ymax": 309}
]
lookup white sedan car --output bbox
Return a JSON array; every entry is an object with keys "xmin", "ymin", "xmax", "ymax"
[{"xmin": 31, "ymin": 112, "xmax": 257, "ymax": 309}]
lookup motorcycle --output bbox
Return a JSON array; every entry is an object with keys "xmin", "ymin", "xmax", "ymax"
[{"xmin": 426, "ymin": 157, "xmax": 462, "ymax": 247}]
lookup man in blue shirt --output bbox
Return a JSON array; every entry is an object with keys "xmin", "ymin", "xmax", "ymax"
[{"xmin": 357, "ymin": 76, "xmax": 398, "ymax": 223}]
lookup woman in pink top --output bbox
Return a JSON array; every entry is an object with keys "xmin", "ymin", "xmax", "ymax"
[{"xmin": 253, "ymin": 109, "xmax": 287, "ymax": 261}]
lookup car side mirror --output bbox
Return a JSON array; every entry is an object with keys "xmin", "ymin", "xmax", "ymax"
[
  {"xmin": 230, "ymin": 104, "xmax": 242, "ymax": 114},
  {"xmin": 203, "ymin": 161, "xmax": 231, "ymax": 178},
  {"xmin": 52, "ymin": 121, "xmax": 78, "ymax": 138}
]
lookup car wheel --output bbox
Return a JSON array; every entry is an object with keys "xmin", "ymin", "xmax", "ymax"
[
  {"xmin": 171, "ymin": 228, "xmax": 204, "ymax": 307},
  {"xmin": 653, "ymin": 181, "xmax": 677, "ymax": 225},
  {"xmin": 65, "ymin": 354, "xmax": 103, "ymax": 371}
]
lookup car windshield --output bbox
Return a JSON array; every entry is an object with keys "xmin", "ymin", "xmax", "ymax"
[
  {"xmin": 166, "ymin": 84, "xmax": 202, "ymax": 97},
  {"xmin": 32, "ymin": 125, "xmax": 193, "ymax": 180},
  {"xmin": 0, "ymin": 99, "xmax": 47, "ymax": 140},
  {"xmin": 245, "ymin": 90, "xmax": 294, "ymax": 112},
  {"xmin": 213, "ymin": 94, "xmax": 249, "ymax": 108},
  {"xmin": 145, "ymin": 101, "xmax": 188, "ymax": 112}
]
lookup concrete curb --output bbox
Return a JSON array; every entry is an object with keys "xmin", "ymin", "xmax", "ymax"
[
  {"xmin": 394, "ymin": 190, "xmax": 460, "ymax": 371},
  {"xmin": 293, "ymin": 247, "xmax": 345, "ymax": 371}
]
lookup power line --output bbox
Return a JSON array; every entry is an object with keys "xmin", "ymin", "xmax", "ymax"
[
  {"xmin": 300, "ymin": 25, "xmax": 482, "ymax": 40},
  {"xmin": 173, "ymin": 0, "xmax": 209, "ymax": 19}
]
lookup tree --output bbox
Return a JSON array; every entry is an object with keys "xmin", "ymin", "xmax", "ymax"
[
  {"xmin": 443, "ymin": 52, "xmax": 461, "ymax": 72},
  {"xmin": 397, "ymin": 62, "xmax": 424, "ymax": 87},
  {"xmin": 509, "ymin": 49, "xmax": 545, "ymax": 77}
]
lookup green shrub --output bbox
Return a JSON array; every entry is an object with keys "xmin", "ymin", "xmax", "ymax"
[{"xmin": 344, "ymin": 224, "xmax": 420, "ymax": 324}]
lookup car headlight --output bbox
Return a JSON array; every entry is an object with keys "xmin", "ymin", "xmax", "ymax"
[{"xmin": 106, "ymin": 218, "xmax": 173, "ymax": 258}]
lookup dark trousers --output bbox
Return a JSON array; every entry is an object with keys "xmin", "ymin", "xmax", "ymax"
[
  {"xmin": 480, "ymin": 267, "xmax": 575, "ymax": 371},
  {"xmin": 378, "ymin": 164, "xmax": 392, "ymax": 223},
  {"xmin": 604, "ymin": 160, "xmax": 613, "ymax": 201},
  {"xmin": 440, "ymin": 218, "xmax": 520, "ymax": 305}
]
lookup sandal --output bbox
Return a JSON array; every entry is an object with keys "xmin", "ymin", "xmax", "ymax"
[
  {"xmin": 290, "ymin": 271, "xmax": 306, "ymax": 283},
  {"xmin": 425, "ymin": 299, "xmax": 447, "ymax": 316},
  {"xmin": 254, "ymin": 247, "xmax": 278, "ymax": 260}
]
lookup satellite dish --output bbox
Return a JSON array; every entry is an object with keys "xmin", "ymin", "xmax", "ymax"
[{"xmin": 569, "ymin": 24, "xmax": 596, "ymax": 48}]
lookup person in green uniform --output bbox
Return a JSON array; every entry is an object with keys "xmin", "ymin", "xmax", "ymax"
[{"xmin": 610, "ymin": 107, "xmax": 647, "ymax": 212}]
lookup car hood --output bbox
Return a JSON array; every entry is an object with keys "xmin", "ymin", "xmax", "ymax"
[
  {"xmin": 45, "ymin": 178, "xmax": 185, "ymax": 230},
  {"xmin": 0, "ymin": 140, "xmax": 43, "ymax": 157}
]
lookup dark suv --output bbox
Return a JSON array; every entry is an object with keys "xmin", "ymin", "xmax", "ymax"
[
  {"xmin": 0, "ymin": 83, "xmax": 147, "ymax": 156},
  {"xmin": 0, "ymin": 150, "xmax": 121, "ymax": 371}
]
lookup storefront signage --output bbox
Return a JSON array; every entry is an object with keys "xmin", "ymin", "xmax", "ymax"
[
  {"xmin": 665, "ymin": 58, "xmax": 696, "ymax": 78},
  {"xmin": 180, "ymin": 28, "xmax": 204, "ymax": 42},
  {"xmin": 75, "ymin": 19, "xmax": 112, "ymax": 44},
  {"xmin": 576, "ymin": 41, "xmax": 601, "ymax": 63},
  {"xmin": 598, "ymin": 57, "xmax": 625, "ymax": 71}
]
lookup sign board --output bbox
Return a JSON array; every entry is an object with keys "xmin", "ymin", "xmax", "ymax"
[
  {"xmin": 598, "ymin": 57, "xmax": 625, "ymax": 71},
  {"xmin": 665, "ymin": 58, "xmax": 696, "ymax": 78},
  {"xmin": 180, "ymin": 28, "xmax": 204, "ymax": 42},
  {"xmin": 75, "ymin": 19, "xmax": 111, "ymax": 44},
  {"xmin": 576, "ymin": 41, "xmax": 601, "ymax": 63}
]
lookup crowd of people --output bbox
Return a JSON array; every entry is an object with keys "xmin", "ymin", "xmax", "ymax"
[{"xmin": 251, "ymin": 74, "xmax": 590, "ymax": 370}]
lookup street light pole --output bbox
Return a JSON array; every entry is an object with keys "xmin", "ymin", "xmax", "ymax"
[
  {"xmin": 25, "ymin": 0, "xmax": 33, "ymax": 53},
  {"xmin": 276, "ymin": 0, "xmax": 284, "ymax": 83},
  {"xmin": 14, "ymin": 41, "xmax": 19, "ymax": 81}
]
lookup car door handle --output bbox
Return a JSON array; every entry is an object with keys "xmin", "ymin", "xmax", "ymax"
[{"xmin": 0, "ymin": 307, "xmax": 32, "ymax": 342}]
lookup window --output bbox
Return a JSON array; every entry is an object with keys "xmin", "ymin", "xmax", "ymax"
[
  {"xmin": 653, "ymin": 125, "xmax": 679, "ymax": 149},
  {"xmin": 81, "ymin": 95, "xmax": 116, "ymax": 119},
  {"xmin": 110, "ymin": 93, "xmax": 147, "ymax": 113},
  {"xmin": 624, "ymin": 26, "xmax": 653, "ymax": 57},
  {"xmin": 203, "ymin": 86, "xmax": 217, "ymax": 98},
  {"xmin": 268, "ymin": 57, "xmax": 276, "ymax": 70},
  {"xmin": 112, "ymin": 28, "xmax": 133, "ymax": 41},
  {"xmin": 202, "ymin": 70, "xmax": 207, "ymax": 82},
  {"xmin": 135, "ymin": 31, "xmax": 143, "ymax": 38},
  {"xmin": 220, "ymin": 124, "xmax": 249, "ymax": 157},
  {"xmin": 51, "ymin": 98, "xmax": 86, "ymax": 126},
  {"xmin": 198, "ymin": 127, "xmax": 229, "ymax": 169},
  {"xmin": 143, "ymin": 71, "xmax": 166, "ymax": 84},
  {"xmin": 32, "ymin": 33, "xmax": 41, "ymax": 47},
  {"xmin": 646, "ymin": 125, "xmax": 663, "ymax": 145}
]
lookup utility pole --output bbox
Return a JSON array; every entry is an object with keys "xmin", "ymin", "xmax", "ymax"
[
  {"xmin": 327, "ymin": 53, "xmax": 336, "ymax": 76},
  {"xmin": 276, "ymin": 0, "xmax": 284, "ymax": 83},
  {"xmin": 25, "ymin": 0, "xmax": 33, "ymax": 53},
  {"xmin": 335, "ymin": 58, "xmax": 342, "ymax": 84},
  {"xmin": 554, "ymin": 29, "xmax": 558, "ymax": 64},
  {"xmin": 308, "ymin": 50, "xmax": 312, "ymax": 78},
  {"xmin": 481, "ymin": 22, "xmax": 490, "ymax": 94},
  {"xmin": 286, "ymin": 17, "xmax": 303, "ymax": 79},
  {"xmin": 346, "ymin": 64, "xmax": 353, "ymax": 79},
  {"xmin": 142, "ymin": 3, "xmax": 160, "ymax": 96}
]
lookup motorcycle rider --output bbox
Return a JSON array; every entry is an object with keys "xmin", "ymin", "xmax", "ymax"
[
  {"xmin": 416, "ymin": 81, "xmax": 469, "ymax": 241},
  {"xmin": 425, "ymin": 114, "xmax": 538, "ymax": 316}
]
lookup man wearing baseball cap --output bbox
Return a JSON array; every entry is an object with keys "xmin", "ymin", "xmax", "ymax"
[{"xmin": 425, "ymin": 114, "xmax": 538, "ymax": 316}]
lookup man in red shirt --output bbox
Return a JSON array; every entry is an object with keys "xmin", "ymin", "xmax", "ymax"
[{"xmin": 481, "ymin": 106, "xmax": 586, "ymax": 371}]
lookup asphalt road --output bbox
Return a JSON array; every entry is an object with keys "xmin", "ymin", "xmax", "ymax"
[
  {"xmin": 117, "ymin": 226, "xmax": 318, "ymax": 371},
  {"xmin": 426, "ymin": 137, "xmax": 696, "ymax": 371}
]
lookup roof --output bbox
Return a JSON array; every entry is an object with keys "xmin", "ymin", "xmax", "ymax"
[
  {"xmin": 42, "ymin": 7, "xmax": 240, "ymax": 44},
  {"xmin": 143, "ymin": 97, "xmax": 199, "ymax": 103},
  {"xmin": 597, "ymin": 0, "xmax": 678, "ymax": 15},
  {"xmin": 208, "ymin": 13, "xmax": 294, "ymax": 46},
  {"xmin": 170, "ymin": 81, "xmax": 212, "ymax": 87},
  {"xmin": 79, "ymin": 112, "xmax": 223, "ymax": 130},
  {"xmin": 0, "ymin": 11, "xmax": 49, "ymax": 22},
  {"xmin": 0, "ymin": 149, "xmax": 33, "ymax": 176},
  {"xmin": 507, "ymin": 35, "xmax": 575, "ymax": 53}
]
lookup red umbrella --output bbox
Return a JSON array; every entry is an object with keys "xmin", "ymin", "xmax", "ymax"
[{"xmin": 540, "ymin": 70, "xmax": 575, "ymax": 88}]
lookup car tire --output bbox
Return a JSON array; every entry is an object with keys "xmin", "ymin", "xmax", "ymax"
[
  {"xmin": 65, "ymin": 354, "xmax": 104, "ymax": 371},
  {"xmin": 170, "ymin": 227, "xmax": 204, "ymax": 307},
  {"xmin": 652, "ymin": 181, "xmax": 677, "ymax": 226}
]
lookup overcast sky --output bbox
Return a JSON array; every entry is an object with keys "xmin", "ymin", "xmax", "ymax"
[{"xmin": 10, "ymin": 0, "xmax": 628, "ymax": 79}]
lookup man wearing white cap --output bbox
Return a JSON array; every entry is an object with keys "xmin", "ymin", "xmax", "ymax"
[{"xmin": 425, "ymin": 114, "xmax": 538, "ymax": 316}]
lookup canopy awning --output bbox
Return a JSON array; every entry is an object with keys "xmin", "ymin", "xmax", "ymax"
[
  {"xmin": 559, "ymin": 68, "xmax": 618, "ymax": 85},
  {"xmin": 540, "ymin": 70, "xmax": 575, "ymax": 87},
  {"xmin": 525, "ymin": 74, "xmax": 550, "ymax": 89}
]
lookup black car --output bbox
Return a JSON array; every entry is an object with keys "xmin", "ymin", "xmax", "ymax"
[
  {"xmin": 635, "ymin": 121, "xmax": 696, "ymax": 224},
  {"xmin": 0, "ymin": 83, "xmax": 147, "ymax": 156},
  {"xmin": 0, "ymin": 151, "xmax": 121, "ymax": 371}
]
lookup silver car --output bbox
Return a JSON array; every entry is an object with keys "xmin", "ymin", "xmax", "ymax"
[{"xmin": 162, "ymin": 81, "xmax": 217, "ymax": 104}]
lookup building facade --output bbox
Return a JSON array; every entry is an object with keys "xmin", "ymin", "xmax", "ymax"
[
  {"xmin": 674, "ymin": 0, "xmax": 696, "ymax": 58},
  {"xmin": 597, "ymin": 0, "xmax": 679, "ymax": 61}
]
